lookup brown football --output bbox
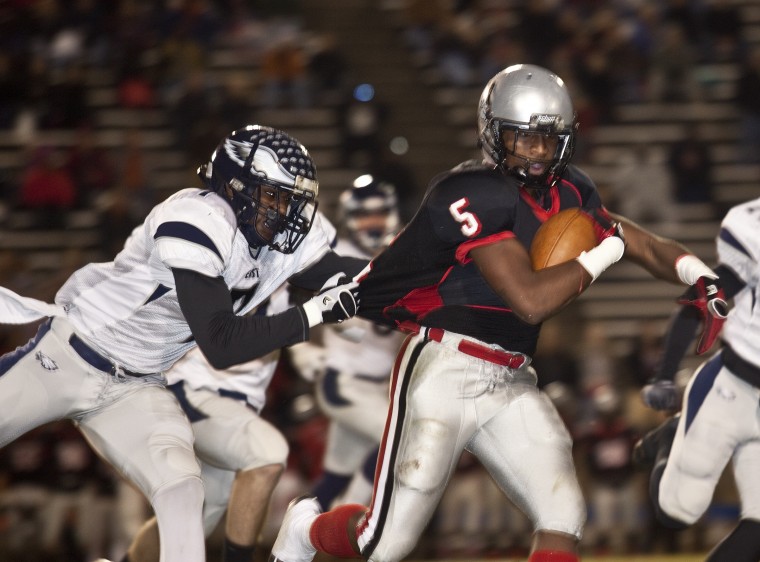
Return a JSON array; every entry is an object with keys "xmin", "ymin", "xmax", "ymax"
[{"xmin": 530, "ymin": 208, "xmax": 598, "ymax": 270}]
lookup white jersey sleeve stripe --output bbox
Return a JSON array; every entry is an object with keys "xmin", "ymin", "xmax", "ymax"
[{"xmin": 155, "ymin": 221, "xmax": 223, "ymax": 260}]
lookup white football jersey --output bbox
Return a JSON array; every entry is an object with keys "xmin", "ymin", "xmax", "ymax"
[
  {"xmin": 55, "ymin": 188, "xmax": 334, "ymax": 374},
  {"xmin": 717, "ymin": 197, "xmax": 760, "ymax": 367},
  {"xmin": 323, "ymin": 238, "xmax": 404, "ymax": 379}
]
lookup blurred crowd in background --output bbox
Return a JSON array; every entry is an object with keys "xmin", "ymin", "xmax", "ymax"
[{"xmin": 0, "ymin": 0, "xmax": 757, "ymax": 560}]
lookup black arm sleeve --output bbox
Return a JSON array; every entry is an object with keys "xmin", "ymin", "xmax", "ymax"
[
  {"xmin": 656, "ymin": 264, "xmax": 746, "ymax": 381},
  {"xmin": 173, "ymin": 268, "xmax": 310, "ymax": 370}
]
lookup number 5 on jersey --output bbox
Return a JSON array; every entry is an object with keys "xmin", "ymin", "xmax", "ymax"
[{"xmin": 449, "ymin": 198, "xmax": 482, "ymax": 237}]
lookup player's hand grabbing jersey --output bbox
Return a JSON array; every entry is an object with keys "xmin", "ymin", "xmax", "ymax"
[{"xmin": 357, "ymin": 161, "xmax": 602, "ymax": 355}]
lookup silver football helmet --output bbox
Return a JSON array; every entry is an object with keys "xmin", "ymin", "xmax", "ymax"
[
  {"xmin": 199, "ymin": 125, "xmax": 318, "ymax": 254},
  {"xmin": 478, "ymin": 64, "xmax": 577, "ymax": 189}
]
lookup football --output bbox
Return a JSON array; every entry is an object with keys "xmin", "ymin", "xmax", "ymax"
[{"xmin": 530, "ymin": 208, "xmax": 598, "ymax": 270}]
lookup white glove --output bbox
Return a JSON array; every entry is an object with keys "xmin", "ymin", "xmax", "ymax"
[
  {"xmin": 575, "ymin": 236, "xmax": 625, "ymax": 282},
  {"xmin": 301, "ymin": 280, "xmax": 359, "ymax": 327}
]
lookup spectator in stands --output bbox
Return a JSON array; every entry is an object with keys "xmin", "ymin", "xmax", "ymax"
[
  {"xmin": 18, "ymin": 145, "xmax": 77, "ymax": 229},
  {"xmin": 647, "ymin": 22, "xmax": 701, "ymax": 103},
  {"xmin": 703, "ymin": 0, "xmax": 744, "ymax": 63},
  {"xmin": 735, "ymin": 46, "xmax": 760, "ymax": 164},
  {"xmin": 516, "ymin": 0, "xmax": 561, "ymax": 68},
  {"xmin": 169, "ymin": 69, "xmax": 217, "ymax": 158},
  {"xmin": 39, "ymin": 63, "xmax": 91, "ymax": 129},
  {"xmin": 308, "ymin": 32, "xmax": 348, "ymax": 104},
  {"xmin": 260, "ymin": 36, "xmax": 311, "ymax": 109},
  {"xmin": 531, "ymin": 318, "xmax": 582, "ymax": 391},
  {"xmin": 666, "ymin": 123, "xmax": 715, "ymax": 210},
  {"xmin": 577, "ymin": 383, "xmax": 642, "ymax": 555},
  {"xmin": 65, "ymin": 125, "xmax": 117, "ymax": 208},
  {"xmin": 477, "ymin": 31, "xmax": 525, "ymax": 89},
  {"xmin": 215, "ymin": 72, "xmax": 256, "ymax": 135},
  {"xmin": 0, "ymin": 426, "xmax": 53, "ymax": 560},
  {"xmin": 611, "ymin": 144, "xmax": 675, "ymax": 225},
  {"xmin": 433, "ymin": 16, "xmax": 479, "ymax": 87},
  {"xmin": 0, "ymin": 52, "xmax": 23, "ymax": 129}
]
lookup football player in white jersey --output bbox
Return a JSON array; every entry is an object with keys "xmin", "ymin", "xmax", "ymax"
[
  {"xmin": 293, "ymin": 175, "xmax": 406, "ymax": 511},
  {"xmin": 637, "ymin": 198, "xmax": 759, "ymax": 561},
  {"xmin": 0, "ymin": 125, "xmax": 364, "ymax": 562}
]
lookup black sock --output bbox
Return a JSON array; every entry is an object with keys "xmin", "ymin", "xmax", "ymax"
[
  {"xmin": 223, "ymin": 538, "xmax": 256, "ymax": 562},
  {"xmin": 707, "ymin": 518, "xmax": 760, "ymax": 562}
]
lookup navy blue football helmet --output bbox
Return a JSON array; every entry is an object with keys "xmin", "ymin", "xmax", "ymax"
[
  {"xmin": 338, "ymin": 174, "xmax": 400, "ymax": 254},
  {"xmin": 199, "ymin": 125, "xmax": 319, "ymax": 254}
]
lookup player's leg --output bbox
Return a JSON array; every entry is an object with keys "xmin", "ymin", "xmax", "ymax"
[
  {"xmin": 311, "ymin": 421, "xmax": 375, "ymax": 510},
  {"xmin": 270, "ymin": 334, "xmax": 470, "ymax": 562},
  {"xmin": 335, "ymin": 447, "xmax": 378, "ymax": 506},
  {"xmin": 185, "ymin": 387, "xmax": 288, "ymax": 562},
  {"xmin": 78, "ymin": 385, "xmax": 204, "ymax": 562},
  {"xmin": 706, "ymin": 427, "xmax": 760, "ymax": 561},
  {"xmin": 0, "ymin": 319, "xmax": 87, "ymax": 447},
  {"xmin": 312, "ymin": 372, "xmax": 388, "ymax": 509},
  {"xmin": 657, "ymin": 358, "xmax": 749, "ymax": 526},
  {"xmin": 468, "ymin": 371, "xmax": 585, "ymax": 561}
]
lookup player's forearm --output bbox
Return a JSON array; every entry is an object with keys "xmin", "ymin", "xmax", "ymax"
[
  {"xmin": 614, "ymin": 216, "xmax": 691, "ymax": 283},
  {"xmin": 200, "ymin": 307, "xmax": 307, "ymax": 369},
  {"xmin": 173, "ymin": 267, "xmax": 309, "ymax": 369}
]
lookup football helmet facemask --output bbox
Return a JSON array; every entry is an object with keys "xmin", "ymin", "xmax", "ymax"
[
  {"xmin": 478, "ymin": 64, "xmax": 577, "ymax": 189},
  {"xmin": 199, "ymin": 125, "xmax": 318, "ymax": 254},
  {"xmin": 338, "ymin": 174, "xmax": 400, "ymax": 255}
]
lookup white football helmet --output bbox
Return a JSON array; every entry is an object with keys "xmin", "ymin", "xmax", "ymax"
[
  {"xmin": 338, "ymin": 174, "xmax": 400, "ymax": 255},
  {"xmin": 478, "ymin": 64, "xmax": 577, "ymax": 189},
  {"xmin": 199, "ymin": 125, "xmax": 319, "ymax": 254}
]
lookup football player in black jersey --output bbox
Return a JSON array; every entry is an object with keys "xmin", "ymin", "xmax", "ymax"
[{"xmin": 268, "ymin": 65, "xmax": 726, "ymax": 562}]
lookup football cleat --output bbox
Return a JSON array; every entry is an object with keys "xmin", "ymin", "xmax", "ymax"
[{"xmin": 268, "ymin": 495, "xmax": 321, "ymax": 562}]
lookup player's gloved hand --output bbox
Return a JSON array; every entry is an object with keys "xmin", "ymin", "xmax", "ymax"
[
  {"xmin": 301, "ymin": 277, "xmax": 359, "ymax": 327},
  {"xmin": 641, "ymin": 379, "xmax": 679, "ymax": 411},
  {"xmin": 582, "ymin": 206, "xmax": 625, "ymax": 245},
  {"xmin": 678, "ymin": 276, "xmax": 728, "ymax": 354}
]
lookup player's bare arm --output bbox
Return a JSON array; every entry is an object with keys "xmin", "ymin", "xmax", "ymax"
[
  {"xmin": 470, "ymin": 237, "xmax": 592, "ymax": 324},
  {"xmin": 612, "ymin": 213, "xmax": 690, "ymax": 283}
]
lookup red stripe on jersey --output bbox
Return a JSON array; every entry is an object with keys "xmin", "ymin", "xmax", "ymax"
[
  {"xmin": 454, "ymin": 231, "xmax": 515, "ymax": 264},
  {"xmin": 558, "ymin": 176, "xmax": 584, "ymax": 204}
]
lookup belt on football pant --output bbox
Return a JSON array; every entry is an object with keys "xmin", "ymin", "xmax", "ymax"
[
  {"xmin": 414, "ymin": 325, "xmax": 527, "ymax": 369},
  {"xmin": 69, "ymin": 334, "xmax": 148, "ymax": 378}
]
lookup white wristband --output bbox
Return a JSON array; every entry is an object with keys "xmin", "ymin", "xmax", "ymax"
[
  {"xmin": 301, "ymin": 300, "xmax": 323, "ymax": 328},
  {"xmin": 675, "ymin": 254, "xmax": 718, "ymax": 285},
  {"xmin": 576, "ymin": 236, "xmax": 625, "ymax": 282}
]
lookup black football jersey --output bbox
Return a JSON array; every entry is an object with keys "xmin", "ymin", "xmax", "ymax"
[{"xmin": 357, "ymin": 161, "xmax": 602, "ymax": 355}]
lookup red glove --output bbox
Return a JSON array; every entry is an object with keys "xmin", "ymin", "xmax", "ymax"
[
  {"xmin": 582, "ymin": 206, "xmax": 625, "ymax": 244},
  {"xmin": 678, "ymin": 276, "xmax": 728, "ymax": 354}
]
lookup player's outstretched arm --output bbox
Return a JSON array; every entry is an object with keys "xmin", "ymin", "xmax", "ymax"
[{"xmin": 470, "ymin": 234, "xmax": 623, "ymax": 325}]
